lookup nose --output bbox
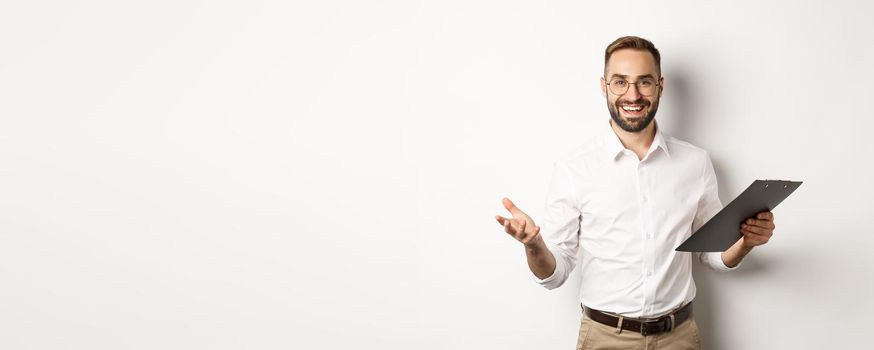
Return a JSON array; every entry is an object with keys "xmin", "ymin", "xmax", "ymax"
[{"xmin": 625, "ymin": 82, "xmax": 642, "ymax": 99}]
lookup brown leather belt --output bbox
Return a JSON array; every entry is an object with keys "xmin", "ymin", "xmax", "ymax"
[{"xmin": 582, "ymin": 302, "xmax": 693, "ymax": 336}]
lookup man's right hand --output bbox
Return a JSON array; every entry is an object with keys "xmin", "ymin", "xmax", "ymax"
[{"xmin": 495, "ymin": 197, "xmax": 544, "ymax": 248}]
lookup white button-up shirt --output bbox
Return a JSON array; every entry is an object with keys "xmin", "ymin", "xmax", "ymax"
[{"xmin": 533, "ymin": 119, "xmax": 739, "ymax": 318}]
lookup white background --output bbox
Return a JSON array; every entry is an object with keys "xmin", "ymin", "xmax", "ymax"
[{"xmin": 1, "ymin": 1, "xmax": 872, "ymax": 349}]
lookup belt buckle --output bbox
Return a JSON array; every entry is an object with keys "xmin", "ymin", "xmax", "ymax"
[
  {"xmin": 639, "ymin": 318, "xmax": 658, "ymax": 336},
  {"xmin": 639, "ymin": 316, "xmax": 670, "ymax": 336}
]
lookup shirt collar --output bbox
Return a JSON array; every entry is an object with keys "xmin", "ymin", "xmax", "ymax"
[{"xmin": 603, "ymin": 119, "xmax": 671, "ymax": 162}]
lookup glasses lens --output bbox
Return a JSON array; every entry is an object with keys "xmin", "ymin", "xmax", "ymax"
[
  {"xmin": 609, "ymin": 79, "xmax": 657, "ymax": 96},
  {"xmin": 638, "ymin": 80, "xmax": 656, "ymax": 96},
  {"xmin": 609, "ymin": 79, "xmax": 628, "ymax": 95}
]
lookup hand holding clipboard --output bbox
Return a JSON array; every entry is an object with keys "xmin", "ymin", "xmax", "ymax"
[{"xmin": 676, "ymin": 180, "xmax": 802, "ymax": 252}]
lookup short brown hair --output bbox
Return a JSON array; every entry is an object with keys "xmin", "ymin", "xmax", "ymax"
[{"xmin": 604, "ymin": 36, "xmax": 661, "ymax": 76}]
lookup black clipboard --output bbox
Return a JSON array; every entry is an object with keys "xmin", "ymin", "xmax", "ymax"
[{"xmin": 676, "ymin": 180, "xmax": 802, "ymax": 252}]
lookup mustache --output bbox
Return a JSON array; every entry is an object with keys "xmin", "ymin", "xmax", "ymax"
[{"xmin": 616, "ymin": 98, "xmax": 649, "ymax": 106}]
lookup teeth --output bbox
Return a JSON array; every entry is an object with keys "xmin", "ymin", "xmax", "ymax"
[{"xmin": 622, "ymin": 106, "xmax": 642, "ymax": 111}]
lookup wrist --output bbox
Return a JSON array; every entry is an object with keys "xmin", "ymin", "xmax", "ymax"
[
  {"xmin": 721, "ymin": 240, "xmax": 754, "ymax": 268},
  {"xmin": 524, "ymin": 238, "xmax": 546, "ymax": 252},
  {"xmin": 738, "ymin": 242, "xmax": 755, "ymax": 255}
]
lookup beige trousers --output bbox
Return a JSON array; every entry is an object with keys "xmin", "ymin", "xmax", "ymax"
[{"xmin": 575, "ymin": 315, "xmax": 701, "ymax": 350}]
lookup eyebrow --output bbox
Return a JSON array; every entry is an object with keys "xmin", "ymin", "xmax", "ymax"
[{"xmin": 608, "ymin": 74, "xmax": 657, "ymax": 80}]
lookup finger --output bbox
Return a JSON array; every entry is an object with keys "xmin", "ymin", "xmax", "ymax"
[
  {"xmin": 741, "ymin": 223, "xmax": 772, "ymax": 236},
  {"xmin": 506, "ymin": 220, "xmax": 523, "ymax": 238},
  {"xmin": 756, "ymin": 211, "xmax": 774, "ymax": 220},
  {"xmin": 741, "ymin": 227, "xmax": 766, "ymax": 237},
  {"xmin": 510, "ymin": 219, "xmax": 525, "ymax": 236},
  {"xmin": 495, "ymin": 215, "xmax": 507, "ymax": 226},
  {"xmin": 502, "ymin": 197, "xmax": 524, "ymax": 216},
  {"xmin": 519, "ymin": 220, "xmax": 528, "ymax": 238},
  {"xmin": 741, "ymin": 235, "xmax": 764, "ymax": 246},
  {"xmin": 744, "ymin": 218, "xmax": 775, "ymax": 230},
  {"xmin": 741, "ymin": 227, "xmax": 770, "ymax": 241},
  {"xmin": 521, "ymin": 228, "xmax": 540, "ymax": 245},
  {"xmin": 742, "ymin": 229, "xmax": 769, "ymax": 245},
  {"xmin": 497, "ymin": 216, "xmax": 518, "ymax": 232}
]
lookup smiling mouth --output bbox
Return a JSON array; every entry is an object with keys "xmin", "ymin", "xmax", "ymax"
[{"xmin": 620, "ymin": 103, "xmax": 647, "ymax": 117}]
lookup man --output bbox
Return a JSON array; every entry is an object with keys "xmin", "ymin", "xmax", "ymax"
[{"xmin": 494, "ymin": 36, "xmax": 776, "ymax": 350}]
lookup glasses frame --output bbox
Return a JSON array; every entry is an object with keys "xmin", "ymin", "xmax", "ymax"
[{"xmin": 603, "ymin": 77, "xmax": 662, "ymax": 97}]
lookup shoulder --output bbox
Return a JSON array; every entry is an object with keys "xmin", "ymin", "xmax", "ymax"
[
  {"xmin": 664, "ymin": 135, "xmax": 715, "ymax": 177},
  {"xmin": 554, "ymin": 133, "xmax": 605, "ymax": 168},
  {"xmin": 665, "ymin": 135, "xmax": 711, "ymax": 162}
]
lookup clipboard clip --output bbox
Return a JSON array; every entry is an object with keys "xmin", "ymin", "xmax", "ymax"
[{"xmin": 763, "ymin": 181, "xmax": 791, "ymax": 190}]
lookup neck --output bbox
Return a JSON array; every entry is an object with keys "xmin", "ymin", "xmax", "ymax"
[{"xmin": 610, "ymin": 119, "xmax": 657, "ymax": 158}]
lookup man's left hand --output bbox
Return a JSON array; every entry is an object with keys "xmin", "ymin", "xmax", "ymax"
[{"xmin": 740, "ymin": 211, "xmax": 775, "ymax": 248}]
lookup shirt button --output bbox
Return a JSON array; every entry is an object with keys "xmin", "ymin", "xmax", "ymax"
[
  {"xmin": 642, "ymin": 196, "xmax": 648, "ymax": 203},
  {"xmin": 646, "ymin": 232, "xmax": 652, "ymax": 239}
]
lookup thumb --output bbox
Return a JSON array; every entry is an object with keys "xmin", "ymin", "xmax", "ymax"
[{"xmin": 502, "ymin": 197, "xmax": 524, "ymax": 216}]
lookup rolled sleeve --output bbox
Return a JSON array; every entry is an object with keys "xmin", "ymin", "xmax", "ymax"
[
  {"xmin": 697, "ymin": 251, "xmax": 740, "ymax": 271},
  {"xmin": 692, "ymin": 151, "xmax": 741, "ymax": 272},
  {"xmin": 529, "ymin": 241, "xmax": 565, "ymax": 289},
  {"xmin": 532, "ymin": 160, "xmax": 581, "ymax": 289}
]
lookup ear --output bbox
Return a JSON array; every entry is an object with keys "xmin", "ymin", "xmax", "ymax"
[
  {"xmin": 600, "ymin": 77, "xmax": 607, "ymax": 98},
  {"xmin": 658, "ymin": 76, "xmax": 665, "ymax": 98}
]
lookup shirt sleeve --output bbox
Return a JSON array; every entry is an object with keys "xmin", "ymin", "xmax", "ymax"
[
  {"xmin": 531, "ymin": 160, "xmax": 582, "ymax": 289},
  {"xmin": 692, "ymin": 151, "xmax": 742, "ymax": 272}
]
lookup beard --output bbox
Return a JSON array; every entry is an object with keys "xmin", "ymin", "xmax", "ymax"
[{"xmin": 608, "ymin": 97, "xmax": 659, "ymax": 133}]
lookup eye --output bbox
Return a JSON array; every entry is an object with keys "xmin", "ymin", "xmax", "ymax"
[
  {"xmin": 612, "ymin": 80, "xmax": 627, "ymax": 87},
  {"xmin": 639, "ymin": 80, "xmax": 655, "ymax": 87}
]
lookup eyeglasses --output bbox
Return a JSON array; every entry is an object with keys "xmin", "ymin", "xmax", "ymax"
[{"xmin": 604, "ymin": 77, "xmax": 660, "ymax": 96}]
